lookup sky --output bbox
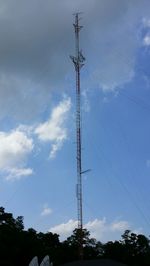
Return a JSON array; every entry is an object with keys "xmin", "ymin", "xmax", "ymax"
[{"xmin": 0, "ymin": 0, "xmax": 150, "ymax": 243}]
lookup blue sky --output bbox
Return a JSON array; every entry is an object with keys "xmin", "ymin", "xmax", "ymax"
[{"xmin": 0, "ymin": 0, "xmax": 150, "ymax": 242}]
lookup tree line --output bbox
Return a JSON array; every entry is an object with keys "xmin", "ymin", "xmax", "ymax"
[{"xmin": 0, "ymin": 207, "xmax": 150, "ymax": 266}]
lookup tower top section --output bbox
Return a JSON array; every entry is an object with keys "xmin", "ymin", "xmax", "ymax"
[{"xmin": 70, "ymin": 13, "xmax": 85, "ymax": 71}]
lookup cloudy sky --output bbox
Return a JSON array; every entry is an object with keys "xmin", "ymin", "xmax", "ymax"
[{"xmin": 0, "ymin": 0, "xmax": 150, "ymax": 242}]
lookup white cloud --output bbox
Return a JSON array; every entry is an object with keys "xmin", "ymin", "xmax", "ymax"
[
  {"xmin": 91, "ymin": 34, "xmax": 135, "ymax": 92},
  {"xmin": 49, "ymin": 218, "xmax": 131, "ymax": 242},
  {"xmin": 0, "ymin": 96, "xmax": 71, "ymax": 180},
  {"xmin": 85, "ymin": 219, "xmax": 129, "ymax": 240},
  {"xmin": 35, "ymin": 97, "xmax": 71, "ymax": 158},
  {"xmin": 5, "ymin": 168, "xmax": 33, "ymax": 181},
  {"xmin": 41, "ymin": 205, "xmax": 53, "ymax": 217},
  {"xmin": 110, "ymin": 220, "xmax": 129, "ymax": 232},
  {"xmin": 143, "ymin": 35, "xmax": 150, "ymax": 46},
  {"xmin": 0, "ymin": 128, "xmax": 34, "ymax": 180},
  {"xmin": 0, "ymin": 1, "xmax": 149, "ymax": 121},
  {"xmin": 50, "ymin": 220, "xmax": 78, "ymax": 239}
]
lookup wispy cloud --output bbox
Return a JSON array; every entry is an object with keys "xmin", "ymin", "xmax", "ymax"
[
  {"xmin": 41, "ymin": 204, "xmax": 53, "ymax": 217},
  {"xmin": 35, "ymin": 97, "xmax": 71, "ymax": 158},
  {"xmin": 142, "ymin": 17, "xmax": 150, "ymax": 47},
  {"xmin": 82, "ymin": 89, "xmax": 91, "ymax": 112},
  {"xmin": 5, "ymin": 168, "xmax": 33, "ymax": 181},
  {"xmin": 143, "ymin": 35, "xmax": 150, "ymax": 46},
  {"xmin": 49, "ymin": 218, "xmax": 131, "ymax": 242},
  {"xmin": 143, "ymin": 18, "xmax": 150, "ymax": 28}
]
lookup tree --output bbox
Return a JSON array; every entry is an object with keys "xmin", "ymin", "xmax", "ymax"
[
  {"xmin": 63, "ymin": 228, "xmax": 103, "ymax": 261},
  {"xmin": 1, "ymin": 207, "xmax": 150, "ymax": 266},
  {"xmin": 121, "ymin": 230, "xmax": 150, "ymax": 265},
  {"xmin": 0, "ymin": 207, "xmax": 25, "ymax": 265}
]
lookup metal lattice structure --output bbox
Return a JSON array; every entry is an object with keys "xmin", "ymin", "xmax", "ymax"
[{"xmin": 70, "ymin": 13, "xmax": 85, "ymax": 259}]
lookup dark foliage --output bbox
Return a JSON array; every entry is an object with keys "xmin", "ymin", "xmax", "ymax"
[
  {"xmin": 103, "ymin": 230, "xmax": 150, "ymax": 266},
  {"xmin": 0, "ymin": 207, "xmax": 60, "ymax": 266},
  {"xmin": 0, "ymin": 207, "xmax": 150, "ymax": 266}
]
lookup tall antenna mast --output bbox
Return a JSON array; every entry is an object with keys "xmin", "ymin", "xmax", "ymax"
[{"xmin": 70, "ymin": 13, "xmax": 85, "ymax": 259}]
